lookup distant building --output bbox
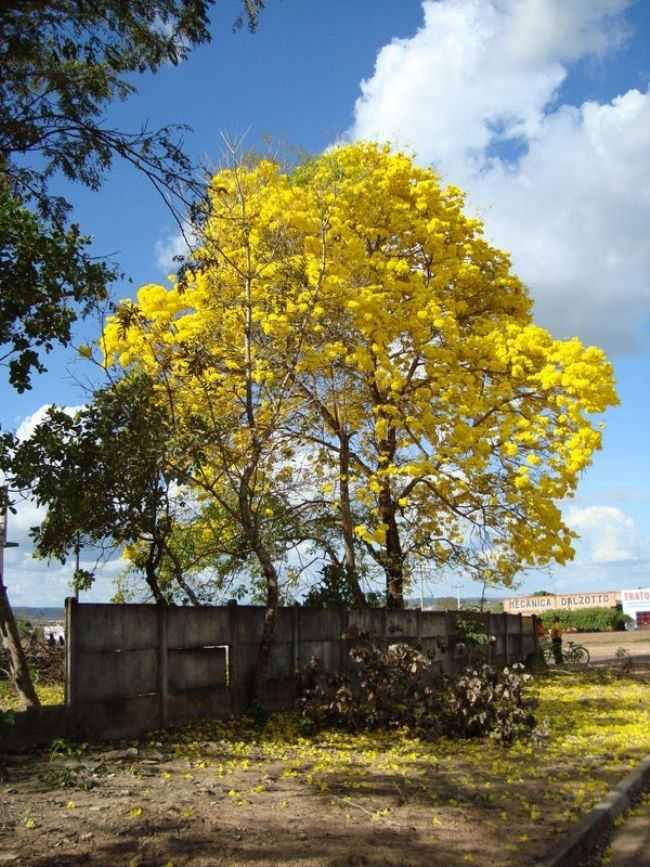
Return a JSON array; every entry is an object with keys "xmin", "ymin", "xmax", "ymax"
[
  {"xmin": 43, "ymin": 624, "xmax": 65, "ymax": 643},
  {"xmin": 503, "ymin": 590, "xmax": 620, "ymax": 616},
  {"xmin": 621, "ymin": 588, "xmax": 650, "ymax": 628}
]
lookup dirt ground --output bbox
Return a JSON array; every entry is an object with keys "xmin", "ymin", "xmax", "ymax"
[
  {"xmin": 2, "ymin": 666, "xmax": 650, "ymax": 867},
  {"xmin": 1, "ymin": 637, "xmax": 650, "ymax": 867},
  {"xmin": 1, "ymin": 731, "xmax": 521, "ymax": 867}
]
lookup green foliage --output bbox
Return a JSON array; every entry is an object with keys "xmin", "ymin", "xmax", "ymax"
[
  {"xmin": 7, "ymin": 375, "xmax": 183, "ymax": 602},
  {"xmin": 0, "ymin": 189, "xmax": 115, "ymax": 391},
  {"xmin": 9, "ymin": 376, "xmax": 172, "ymax": 556},
  {"xmin": 0, "ymin": 0, "xmax": 266, "ymax": 391},
  {"xmin": 15, "ymin": 619, "xmax": 41, "ymax": 641},
  {"xmin": 49, "ymin": 738, "xmax": 88, "ymax": 762},
  {"xmin": 298, "ymin": 634, "xmax": 536, "ymax": 743},
  {"xmin": 540, "ymin": 607, "xmax": 630, "ymax": 633},
  {"xmin": 1, "ymin": 0, "xmax": 265, "ymax": 219},
  {"xmin": 454, "ymin": 613, "xmax": 491, "ymax": 647},
  {"xmin": 303, "ymin": 564, "xmax": 381, "ymax": 608}
]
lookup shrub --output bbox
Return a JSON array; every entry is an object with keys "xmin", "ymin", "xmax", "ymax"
[
  {"xmin": 442, "ymin": 664, "xmax": 536, "ymax": 743},
  {"xmin": 303, "ymin": 564, "xmax": 382, "ymax": 608},
  {"xmin": 297, "ymin": 634, "xmax": 536, "ymax": 744},
  {"xmin": 298, "ymin": 640, "xmax": 444, "ymax": 738},
  {"xmin": 540, "ymin": 607, "xmax": 629, "ymax": 633},
  {"xmin": 455, "ymin": 613, "xmax": 491, "ymax": 646}
]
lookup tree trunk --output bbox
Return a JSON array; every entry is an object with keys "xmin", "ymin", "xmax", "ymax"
[
  {"xmin": 251, "ymin": 544, "xmax": 280, "ymax": 708},
  {"xmin": 378, "ymin": 483, "xmax": 404, "ymax": 608},
  {"xmin": 144, "ymin": 538, "xmax": 167, "ymax": 605},
  {"xmin": 376, "ymin": 421, "xmax": 405, "ymax": 608},
  {"xmin": 165, "ymin": 545, "xmax": 201, "ymax": 606},
  {"xmin": 0, "ymin": 579, "xmax": 41, "ymax": 709},
  {"xmin": 338, "ymin": 434, "xmax": 366, "ymax": 607},
  {"xmin": 237, "ymin": 468, "xmax": 281, "ymax": 708}
]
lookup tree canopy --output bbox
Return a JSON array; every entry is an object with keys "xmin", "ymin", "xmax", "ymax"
[{"xmin": 99, "ymin": 142, "xmax": 618, "ymax": 609}]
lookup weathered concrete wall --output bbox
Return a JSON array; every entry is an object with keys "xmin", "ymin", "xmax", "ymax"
[
  {"xmin": 61, "ymin": 601, "xmax": 536, "ymax": 742},
  {"xmin": 0, "ymin": 705, "xmax": 67, "ymax": 752}
]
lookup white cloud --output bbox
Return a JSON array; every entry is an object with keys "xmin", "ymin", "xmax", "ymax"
[
  {"xmin": 565, "ymin": 504, "xmax": 648, "ymax": 562},
  {"xmin": 155, "ymin": 222, "xmax": 196, "ymax": 273},
  {"xmin": 15, "ymin": 403, "xmax": 84, "ymax": 441},
  {"xmin": 346, "ymin": 0, "xmax": 650, "ymax": 352}
]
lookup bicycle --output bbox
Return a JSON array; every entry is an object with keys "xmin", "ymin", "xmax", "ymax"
[{"xmin": 541, "ymin": 640, "xmax": 590, "ymax": 666}]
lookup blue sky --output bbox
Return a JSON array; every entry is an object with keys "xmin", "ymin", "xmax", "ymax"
[{"xmin": 2, "ymin": 0, "xmax": 649, "ymax": 605}]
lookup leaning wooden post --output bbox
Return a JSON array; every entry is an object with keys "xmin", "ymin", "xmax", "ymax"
[{"xmin": 157, "ymin": 604, "xmax": 169, "ymax": 729}]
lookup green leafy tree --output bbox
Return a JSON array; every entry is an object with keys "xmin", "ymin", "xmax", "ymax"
[
  {"xmin": 8, "ymin": 376, "xmax": 190, "ymax": 605},
  {"xmin": 304, "ymin": 563, "xmax": 381, "ymax": 608},
  {"xmin": 0, "ymin": 187, "xmax": 115, "ymax": 391}
]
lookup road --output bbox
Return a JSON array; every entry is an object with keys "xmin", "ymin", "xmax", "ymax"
[
  {"xmin": 606, "ymin": 799, "xmax": 650, "ymax": 867},
  {"xmin": 568, "ymin": 630, "xmax": 650, "ymax": 664}
]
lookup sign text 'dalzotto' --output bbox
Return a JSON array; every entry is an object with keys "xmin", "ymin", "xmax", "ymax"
[{"xmin": 503, "ymin": 591, "xmax": 620, "ymax": 615}]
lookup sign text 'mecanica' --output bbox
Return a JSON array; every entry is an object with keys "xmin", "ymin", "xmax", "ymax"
[{"xmin": 503, "ymin": 591, "xmax": 620, "ymax": 615}]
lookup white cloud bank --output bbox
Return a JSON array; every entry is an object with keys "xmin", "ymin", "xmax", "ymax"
[
  {"xmin": 566, "ymin": 504, "xmax": 648, "ymax": 563},
  {"xmin": 347, "ymin": 0, "xmax": 650, "ymax": 352},
  {"xmin": 155, "ymin": 221, "xmax": 197, "ymax": 273}
]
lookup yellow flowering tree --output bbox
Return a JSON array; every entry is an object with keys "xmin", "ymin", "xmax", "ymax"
[
  {"xmin": 270, "ymin": 145, "xmax": 618, "ymax": 605},
  {"xmin": 102, "ymin": 158, "xmax": 327, "ymax": 697},
  {"xmin": 103, "ymin": 143, "xmax": 618, "ymax": 620}
]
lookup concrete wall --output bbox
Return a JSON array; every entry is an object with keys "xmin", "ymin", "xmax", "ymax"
[{"xmin": 63, "ymin": 601, "xmax": 537, "ymax": 742}]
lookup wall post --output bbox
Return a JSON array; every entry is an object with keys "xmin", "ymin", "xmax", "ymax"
[
  {"xmin": 157, "ymin": 604, "xmax": 169, "ymax": 728},
  {"xmin": 339, "ymin": 607, "xmax": 349, "ymax": 676},
  {"xmin": 228, "ymin": 600, "xmax": 240, "ymax": 715},
  {"xmin": 445, "ymin": 608, "xmax": 454, "ymax": 674},
  {"xmin": 487, "ymin": 612, "xmax": 494, "ymax": 666},
  {"xmin": 64, "ymin": 596, "xmax": 78, "ymax": 733},
  {"xmin": 291, "ymin": 603, "xmax": 300, "ymax": 701},
  {"xmin": 291, "ymin": 603, "xmax": 300, "ymax": 673},
  {"xmin": 503, "ymin": 612, "xmax": 510, "ymax": 666}
]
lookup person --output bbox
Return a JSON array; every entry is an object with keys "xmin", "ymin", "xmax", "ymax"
[{"xmin": 550, "ymin": 616, "xmax": 563, "ymax": 664}]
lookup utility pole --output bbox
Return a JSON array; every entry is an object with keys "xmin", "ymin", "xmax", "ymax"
[{"xmin": 451, "ymin": 582, "xmax": 463, "ymax": 611}]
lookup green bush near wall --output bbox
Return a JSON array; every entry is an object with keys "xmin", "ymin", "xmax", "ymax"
[{"xmin": 540, "ymin": 607, "xmax": 631, "ymax": 633}]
